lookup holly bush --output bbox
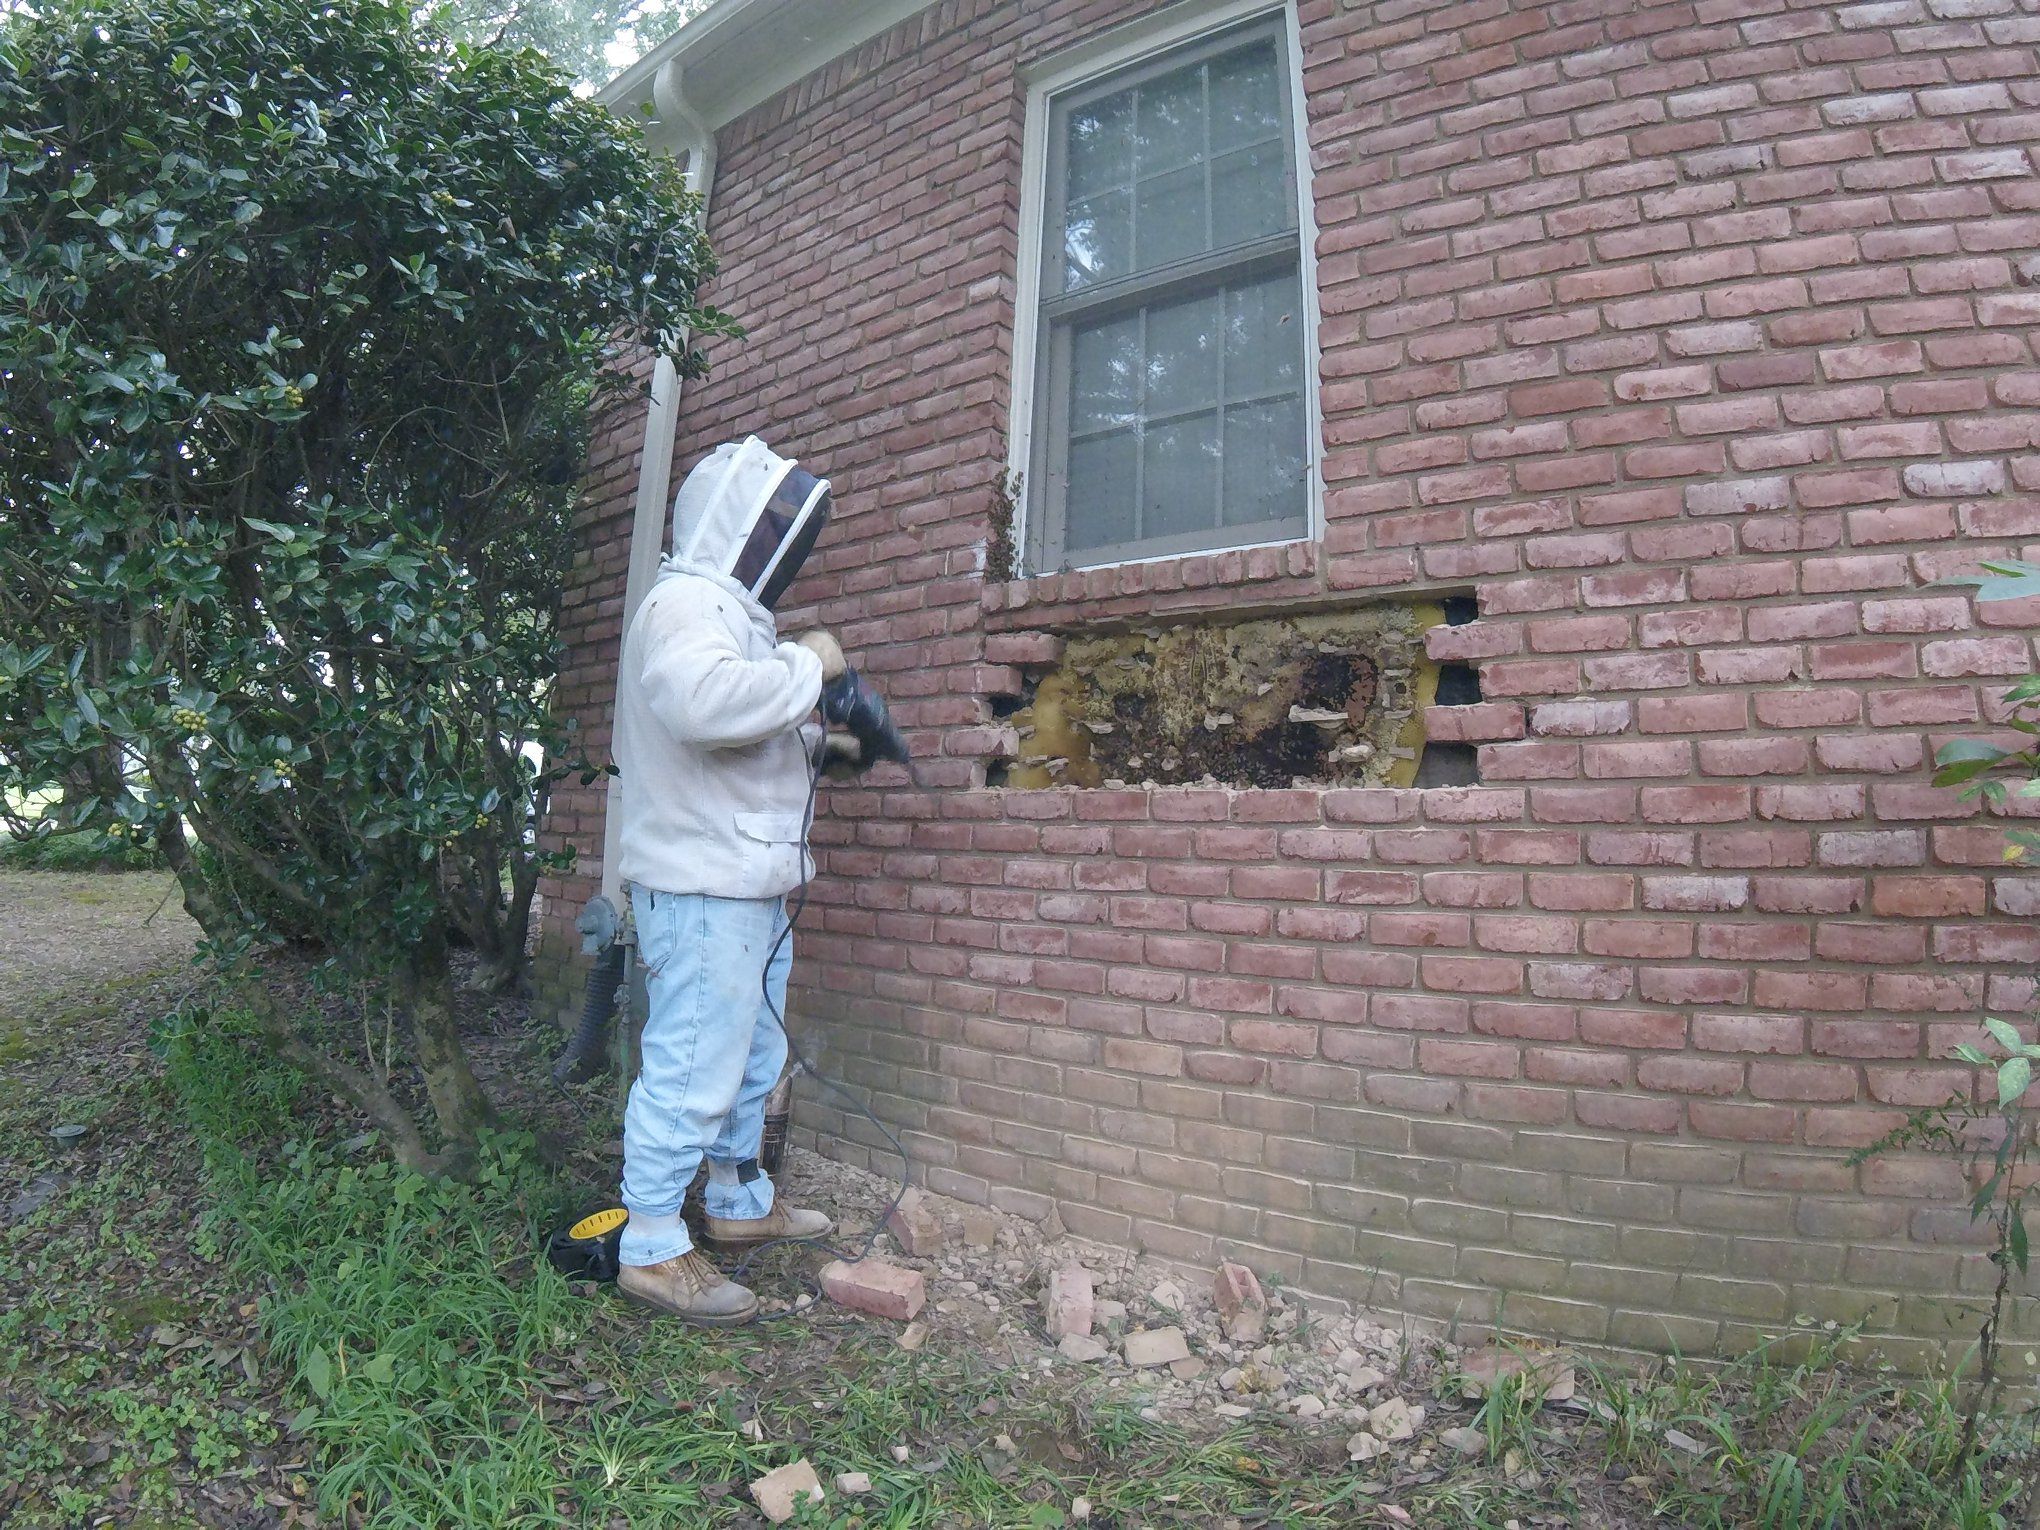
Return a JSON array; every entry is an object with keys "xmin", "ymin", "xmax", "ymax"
[{"xmin": 0, "ymin": 0, "xmax": 728, "ymax": 1165}]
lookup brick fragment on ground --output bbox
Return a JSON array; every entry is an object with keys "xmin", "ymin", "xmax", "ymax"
[
  {"xmin": 1045, "ymin": 1263, "xmax": 1094, "ymax": 1341},
  {"xmin": 750, "ymin": 1460, "xmax": 824, "ymax": 1523},
  {"xmin": 1348, "ymin": 1432, "xmax": 1389, "ymax": 1462},
  {"xmin": 959, "ymin": 1206, "xmax": 998, "ymax": 1249},
  {"xmin": 884, "ymin": 1186, "xmax": 943, "ymax": 1257},
  {"xmin": 820, "ymin": 1257, "xmax": 926, "ymax": 1321},
  {"xmin": 1366, "ymin": 1397, "xmax": 1422, "ymax": 1441},
  {"xmin": 1213, "ymin": 1261, "xmax": 1266, "ymax": 1343},
  {"xmin": 1441, "ymin": 1426, "xmax": 1486, "ymax": 1456},
  {"xmin": 1058, "ymin": 1332, "xmax": 1107, "ymax": 1362},
  {"xmin": 1455, "ymin": 1344, "xmax": 1576, "ymax": 1402},
  {"xmin": 1122, "ymin": 1325, "xmax": 1191, "ymax": 1368}
]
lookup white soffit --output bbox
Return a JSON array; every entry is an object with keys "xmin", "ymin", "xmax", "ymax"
[{"xmin": 599, "ymin": 0, "xmax": 939, "ymax": 136}]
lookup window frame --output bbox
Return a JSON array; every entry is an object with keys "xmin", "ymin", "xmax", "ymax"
[{"xmin": 1008, "ymin": 0, "xmax": 1323, "ymax": 578}]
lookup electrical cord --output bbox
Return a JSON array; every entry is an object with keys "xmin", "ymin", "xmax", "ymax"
[{"xmin": 718, "ymin": 733, "xmax": 917, "ymax": 1309}]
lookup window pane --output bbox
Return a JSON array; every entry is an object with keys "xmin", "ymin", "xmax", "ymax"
[
  {"xmin": 1144, "ymin": 414, "xmax": 1219, "ymax": 541},
  {"xmin": 1225, "ymin": 271, "xmax": 1304, "ymax": 398},
  {"xmin": 1211, "ymin": 140, "xmax": 1291, "ymax": 246},
  {"xmin": 1071, "ymin": 315, "xmax": 1140, "ymax": 433},
  {"xmin": 1064, "ymin": 189, "xmax": 1131, "ymax": 289},
  {"xmin": 1065, "ymin": 430, "xmax": 1139, "ymax": 553},
  {"xmin": 1067, "ymin": 94, "xmax": 1131, "ymax": 200},
  {"xmin": 1134, "ymin": 163, "xmax": 1208, "ymax": 272},
  {"xmin": 1146, "ymin": 291, "xmax": 1220, "ymax": 418},
  {"xmin": 1222, "ymin": 395, "xmax": 1307, "ymax": 529},
  {"xmin": 1134, "ymin": 64, "xmax": 1205, "ymax": 179},
  {"xmin": 1210, "ymin": 41, "xmax": 1282, "ymax": 153},
  {"xmin": 1043, "ymin": 23, "xmax": 1309, "ymax": 567}
]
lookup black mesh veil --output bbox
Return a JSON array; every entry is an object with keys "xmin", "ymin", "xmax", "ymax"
[{"xmin": 732, "ymin": 466, "xmax": 831, "ymax": 610}]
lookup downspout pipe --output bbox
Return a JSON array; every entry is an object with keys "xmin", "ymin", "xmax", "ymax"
[
  {"xmin": 596, "ymin": 58, "xmax": 718, "ymax": 914},
  {"xmin": 555, "ymin": 64, "xmax": 718, "ymax": 1090}
]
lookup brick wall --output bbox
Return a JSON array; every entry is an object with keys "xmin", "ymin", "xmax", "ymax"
[{"xmin": 542, "ymin": 0, "xmax": 2040, "ymax": 1370}]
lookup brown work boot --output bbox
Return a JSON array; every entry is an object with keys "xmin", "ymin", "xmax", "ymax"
[
  {"xmin": 616, "ymin": 1249, "xmax": 759, "ymax": 1326},
  {"xmin": 704, "ymin": 1204, "xmax": 835, "ymax": 1249}
]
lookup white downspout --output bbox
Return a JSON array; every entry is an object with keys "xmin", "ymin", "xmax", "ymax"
[{"xmin": 597, "ymin": 60, "xmax": 718, "ymax": 911}]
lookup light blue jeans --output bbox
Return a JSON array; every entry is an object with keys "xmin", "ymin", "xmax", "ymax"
[{"xmin": 619, "ymin": 887, "xmax": 788, "ymax": 1266}]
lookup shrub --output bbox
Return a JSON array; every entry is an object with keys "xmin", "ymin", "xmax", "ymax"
[{"xmin": 0, "ymin": 0, "xmax": 728, "ymax": 1167}]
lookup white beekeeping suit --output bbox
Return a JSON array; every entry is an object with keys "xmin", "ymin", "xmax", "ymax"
[{"xmin": 613, "ymin": 437, "xmax": 836, "ymax": 900}]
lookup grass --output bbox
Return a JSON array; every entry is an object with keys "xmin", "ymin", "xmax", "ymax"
[
  {"xmin": 4, "ymin": 943, "xmax": 2037, "ymax": 1527},
  {"xmin": 1580, "ymin": 1335, "xmax": 2030, "ymax": 1530},
  {"xmin": 154, "ymin": 1003, "xmax": 1370, "ymax": 1528},
  {"xmin": 0, "ymin": 827, "xmax": 165, "ymax": 873}
]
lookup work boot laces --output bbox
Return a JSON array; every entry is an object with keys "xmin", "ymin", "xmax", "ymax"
[{"xmin": 674, "ymin": 1249, "xmax": 725, "ymax": 1294}]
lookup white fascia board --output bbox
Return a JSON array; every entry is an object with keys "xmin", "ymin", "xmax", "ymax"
[{"xmin": 599, "ymin": 0, "xmax": 936, "ymax": 135}]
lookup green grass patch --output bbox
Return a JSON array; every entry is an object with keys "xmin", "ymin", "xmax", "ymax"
[
  {"xmin": 0, "ymin": 828, "xmax": 164, "ymax": 873},
  {"xmin": 154, "ymin": 1000, "xmax": 2040, "ymax": 1529},
  {"xmin": 161, "ymin": 1006, "xmax": 1366, "ymax": 1527},
  {"xmin": 1581, "ymin": 1333, "xmax": 2030, "ymax": 1530}
]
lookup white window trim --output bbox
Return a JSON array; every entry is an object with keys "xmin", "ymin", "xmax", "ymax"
[{"xmin": 1005, "ymin": 0, "xmax": 1325, "ymax": 579}]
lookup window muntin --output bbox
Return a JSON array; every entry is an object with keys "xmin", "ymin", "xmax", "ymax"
[{"xmin": 1030, "ymin": 19, "xmax": 1310, "ymax": 571}]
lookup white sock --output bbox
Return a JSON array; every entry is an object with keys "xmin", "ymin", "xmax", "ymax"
[{"xmin": 626, "ymin": 1209, "xmax": 684, "ymax": 1238}]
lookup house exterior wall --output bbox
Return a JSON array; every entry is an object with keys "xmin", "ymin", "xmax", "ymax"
[{"xmin": 543, "ymin": 0, "xmax": 2040, "ymax": 1369}]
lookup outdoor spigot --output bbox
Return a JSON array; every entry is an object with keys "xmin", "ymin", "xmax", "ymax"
[{"xmin": 576, "ymin": 894, "xmax": 620, "ymax": 955}]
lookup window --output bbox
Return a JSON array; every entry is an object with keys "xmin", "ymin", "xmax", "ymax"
[{"xmin": 1021, "ymin": 12, "xmax": 1313, "ymax": 573}]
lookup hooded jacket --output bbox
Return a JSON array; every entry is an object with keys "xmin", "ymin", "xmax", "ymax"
[{"xmin": 613, "ymin": 441, "xmax": 827, "ymax": 900}]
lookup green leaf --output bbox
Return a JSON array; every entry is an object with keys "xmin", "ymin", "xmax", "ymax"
[
  {"xmin": 1973, "ymin": 1171, "xmax": 2004, "ymax": 1221},
  {"xmin": 1937, "ymin": 739, "xmax": 2012, "ymax": 765},
  {"xmin": 242, "ymin": 518, "xmax": 297, "ymax": 543},
  {"xmin": 2000, "ymin": 1055, "xmax": 2032, "ymax": 1108},
  {"xmin": 304, "ymin": 1347, "xmax": 331, "ymax": 1399},
  {"xmin": 361, "ymin": 1352, "xmax": 395, "ymax": 1385},
  {"xmin": 1985, "ymin": 1018, "xmax": 2024, "ymax": 1053},
  {"xmin": 2012, "ymin": 1214, "xmax": 2030, "ymax": 1275}
]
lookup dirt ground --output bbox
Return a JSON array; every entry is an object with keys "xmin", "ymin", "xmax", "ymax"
[
  {"xmin": 0, "ymin": 870, "xmax": 198, "ymax": 1035},
  {"xmin": 5, "ymin": 871, "xmax": 2030, "ymax": 1528}
]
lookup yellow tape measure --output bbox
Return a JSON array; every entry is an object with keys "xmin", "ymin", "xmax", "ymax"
[{"xmin": 568, "ymin": 1207, "xmax": 628, "ymax": 1241}]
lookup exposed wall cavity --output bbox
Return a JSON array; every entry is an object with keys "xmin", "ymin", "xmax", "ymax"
[
  {"xmin": 1413, "ymin": 595, "xmax": 1482, "ymax": 788},
  {"xmin": 996, "ymin": 604, "xmax": 1447, "ymax": 790}
]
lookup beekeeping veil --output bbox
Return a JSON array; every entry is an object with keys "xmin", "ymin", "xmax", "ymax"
[{"xmin": 670, "ymin": 437, "xmax": 833, "ymax": 611}]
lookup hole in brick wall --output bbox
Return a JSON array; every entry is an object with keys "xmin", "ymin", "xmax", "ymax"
[
  {"xmin": 1434, "ymin": 663, "xmax": 1482, "ymax": 706},
  {"xmin": 988, "ymin": 692, "xmax": 1027, "ymax": 720},
  {"xmin": 1414, "ymin": 595, "xmax": 1482, "ymax": 789},
  {"xmin": 992, "ymin": 604, "xmax": 1444, "ymax": 790},
  {"xmin": 1414, "ymin": 738, "xmax": 1480, "ymax": 787}
]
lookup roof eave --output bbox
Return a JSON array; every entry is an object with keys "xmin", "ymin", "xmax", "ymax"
[{"xmin": 596, "ymin": 0, "xmax": 935, "ymax": 139}]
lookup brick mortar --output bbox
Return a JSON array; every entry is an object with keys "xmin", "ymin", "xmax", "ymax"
[{"xmin": 539, "ymin": 0, "xmax": 2040, "ymax": 1373}]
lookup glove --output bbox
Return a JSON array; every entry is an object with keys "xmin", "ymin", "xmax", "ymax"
[
  {"xmin": 794, "ymin": 630, "xmax": 847, "ymax": 682},
  {"xmin": 820, "ymin": 730, "xmax": 866, "ymax": 781}
]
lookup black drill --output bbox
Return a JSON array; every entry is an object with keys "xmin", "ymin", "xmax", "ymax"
[{"xmin": 822, "ymin": 667, "xmax": 912, "ymax": 772}]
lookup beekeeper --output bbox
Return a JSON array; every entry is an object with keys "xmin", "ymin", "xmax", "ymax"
[{"xmin": 608, "ymin": 436, "xmax": 849, "ymax": 1325}]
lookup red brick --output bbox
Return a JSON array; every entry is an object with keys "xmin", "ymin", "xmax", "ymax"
[
  {"xmin": 821, "ymin": 1258, "xmax": 926, "ymax": 1322},
  {"xmin": 1637, "ymin": 1057, "xmax": 1744, "ymax": 1095},
  {"xmin": 1872, "ymin": 876, "xmax": 1987, "ymax": 918},
  {"xmin": 1641, "ymin": 786, "xmax": 1750, "ymax": 825}
]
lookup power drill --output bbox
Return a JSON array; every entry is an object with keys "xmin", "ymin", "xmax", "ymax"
[{"xmin": 822, "ymin": 667, "xmax": 912, "ymax": 772}]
